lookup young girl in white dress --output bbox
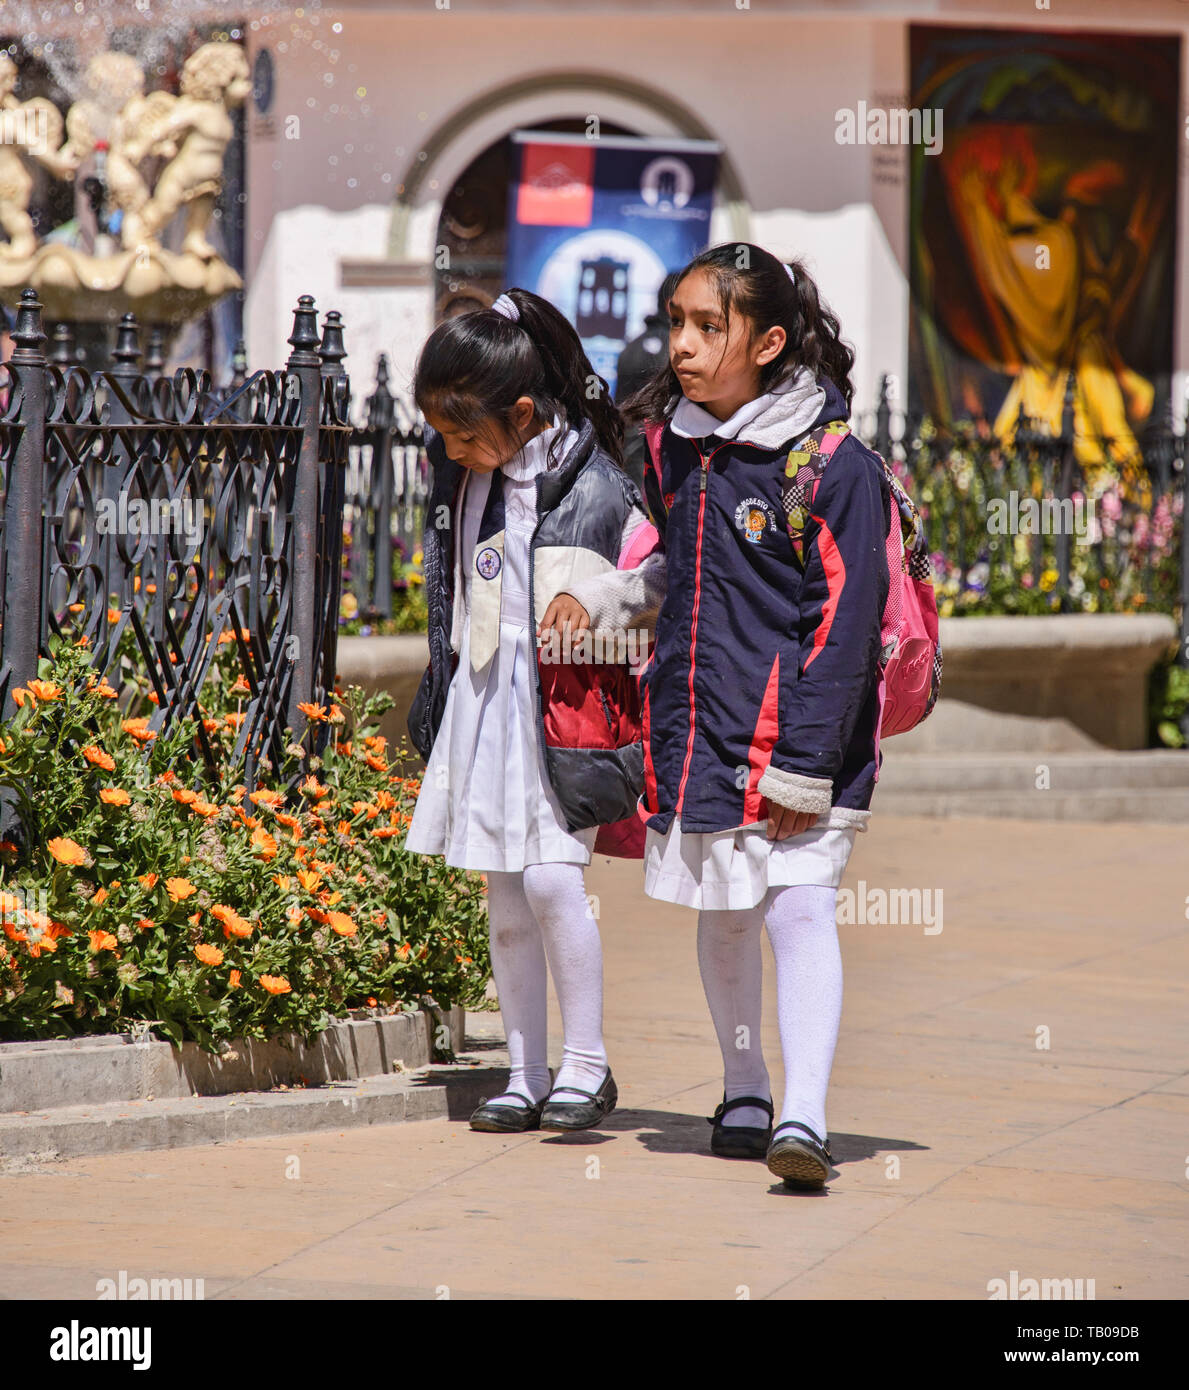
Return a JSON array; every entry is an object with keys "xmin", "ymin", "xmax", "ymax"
[{"xmin": 404, "ymin": 288, "xmax": 664, "ymax": 1134}]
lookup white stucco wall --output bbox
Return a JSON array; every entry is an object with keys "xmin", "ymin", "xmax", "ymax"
[{"xmin": 243, "ymin": 4, "xmax": 1189, "ymax": 421}]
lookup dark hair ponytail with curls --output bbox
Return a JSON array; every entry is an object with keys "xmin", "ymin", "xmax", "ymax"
[
  {"xmin": 413, "ymin": 287, "xmax": 625, "ymax": 467},
  {"xmin": 620, "ymin": 243, "xmax": 856, "ymax": 428}
]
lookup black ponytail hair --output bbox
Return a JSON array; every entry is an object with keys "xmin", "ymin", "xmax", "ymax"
[
  {"xmin": 413, "ymin": 287, "xmax": 625, "ymax": 467},
  {"xmin": 620, "ymin": 243, "xmax": 856, "ymax": 428}
]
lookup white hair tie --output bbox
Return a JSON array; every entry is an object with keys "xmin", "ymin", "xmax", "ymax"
[
  {"xmin": 784, "ymin": 263, "xmax": 797, "ymax": 287},
  {"xmin": 491, "ymin": 292, "xmax": 520, "ymax": 322}
]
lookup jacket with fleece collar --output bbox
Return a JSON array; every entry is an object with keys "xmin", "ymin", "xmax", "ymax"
[{"xmin": 640, "ymin": 372, "xmax": 890, "ymax": 835}]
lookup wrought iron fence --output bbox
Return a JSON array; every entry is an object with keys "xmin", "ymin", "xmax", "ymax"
[{"xmin": 0, "ymin": 288, "xmax": 353, "ymax": 806}]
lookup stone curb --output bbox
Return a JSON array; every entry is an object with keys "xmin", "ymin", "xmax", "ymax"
[
  {"xmin": 0, "ymin": 1004, "xmax": 464, "ymax": 1114},
  {"xmin": 0, "ymin": 1071, "xmax": 452, "ymax": 1165}
]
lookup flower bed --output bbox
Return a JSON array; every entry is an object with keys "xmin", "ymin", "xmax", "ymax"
[{"xmin": 0, "ymin": 636, "xmax": 488, "ymax": 1051}]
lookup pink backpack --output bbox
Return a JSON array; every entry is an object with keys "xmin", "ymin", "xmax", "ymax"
[{"xmin": 644, "ymin": 420, "xmax": 942, "ymax": 741}]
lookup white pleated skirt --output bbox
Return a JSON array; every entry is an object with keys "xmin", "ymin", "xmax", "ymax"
[{"xmin": 643, "ymin": 819, "xmax": 857, "ymax": 911}]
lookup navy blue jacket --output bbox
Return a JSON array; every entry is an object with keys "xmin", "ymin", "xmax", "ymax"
[{"xmin": 640, "ymin": 379, "xmax": 890, "ymax": 834}]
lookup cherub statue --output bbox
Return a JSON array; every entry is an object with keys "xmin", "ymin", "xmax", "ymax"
[
  {"xmin": 56, "ymin": 51, "xmax": 178, "ymax": 249},
  {"xmin": 120, "ymin": 42, "xmax": 250, "ymax": 260},
  {"xmin": 0, "ymin": 53, "xmax": 79, "ymax": 259}
]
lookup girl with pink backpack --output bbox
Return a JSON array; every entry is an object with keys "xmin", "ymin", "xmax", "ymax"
[{"xmin": 622, "ymin": 244, "xmax": 939, "ymax": 1189}]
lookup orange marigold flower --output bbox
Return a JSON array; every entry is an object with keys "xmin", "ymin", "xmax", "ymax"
[
  {"xmin": 327, "ymin": 911, "xmax": 356, "ymax": 937},
  {"xmin": 10, "ymin": 688, "xmax": 27, "ymax": 707},
  {"xmin": 83, "ymin": 746, "xmax": 116, "ymax": 772},
  {"xmin": 221, "ymin": 915, "xmax": 253, "ymax": 939},
  {"xmin": 306, "ymin": 907, "xmax": 329, "ymax": 925},
  {"xmin": 275, "ymin": 812, "xmax": 302, "ymax": 835},
  {"xmin": 107, "ymin": 607, "xmax": 121, "ymax": 624},
  {"xmin": 336, "ymin": 820, "xmax": 352, "ymax": 837},
  {"xmin": 172, "ymin": 788, "xmax": 198, "ymax": 805},
  {"xmin": 273, "ymin": 874, "xmax": 292, "ymax": 891},
  {"xmin": 375, "ymin": 791, "xmax": 396, "ymax": 811},
  {"xmin": 187, "ymin": 910, "xmax": 201, "ymax": 926},
  {"xmin": 363, "ymin": 735, "xmax": 387, "ymax": 751},
  {"xmin": 371, "ymin": 910, "xmax": 385, "ymax": 926},
  {"xmin": 122, "ymin": 717, "xmax": 156, "ymax": 743},
  {"xmin": 27, "ymin": 679, "xmax": 61, "ymax": 702},
  {"xmin": 194, "ymin": 943, "xmax": 224, "ymax": 966},
  {"xmin": 68, "ymin": 601, "xmax": 85, "ymax": 613},
  {"xmin": 397, "ymin": 943, "xmax": 411, "ymax": 960},
  {"xmin": 297, "ymin": 702, "xmax": 327, "ymax": 722},
  {"xmin": 91, "ymin": 888, "xmax": 108, "ymax": 907},
  {"xmin": 191, "ymin": 799, "xmax": 219, "ymax": 818},
  {"xmin": 230, "ymin": 675, "xmax": 251, "ymax": 695},
  {"xmin": 135, "ymin": 918, "xmax": 155, "ymax": 932},
  {"xmin": 365, "ymin": 754, "xmax": 386, "ymax": 772},
  {"xmin": 340, "ymin": 741, "xmax": 352, "ymax": 757},
  {"xmin": 146, "ymin": 691, "xmax": 160, "ymax": 706},
  {"xmin": 165, "ymin": 877, "xmax": 196, "ymax": 902},
  {"xmin": 137, "ymin": 872, "xmax": 158, "ymax": 889},
  {"xmin": 224, "ymin": 712, "xmax": 246, "ymax": 730},
  {"xmin": 285, "ymin": 905, "xmax": 303, "ymax": 924},
  {"xmin": 99, "ymin": 787, "xmax": 131, "ymax": 806},
  {"xmin": 259, "ymin": 974, "xmax": 291, "ymax": 996},
  {"xmin": 201, "ymin": 718, "xmax": 220, "ymax": 734},
  {"xmin": 328, "ymin": 704, "xmax": 345, "ymax": 724},
  {"xmin": 250, "ymin": 825, "xmax": 278, "ymax": 860},
  {"xmin": 250, "ymin": 789, "xmax": 284, "ymax": 808},
  {"xmin": 48, "ymin": 836, "xmax": 88, "ymax": 866},
  {"xmin": 300, "ymin": 775, "xmax": 329, "ymax": 799},
  {"xmin": 229, "ymin": 969, "xmax": 242, "ymax": 988},
  {"xmin": 155, "ymin": 770, "xmax": 177, "ymax": 785},
  {"xmin": 88, "ymin": 929, "xmax": 118, "ymax": 952},
  {"xmin": 296, "ymin": 868, "xmax": 322, "ymax": 893},
  {"xmin": 366, "ymin": 996, "xmax": 377, "ymax": 1007},
  {"xmin": 96, "ymin": 680, "xmax": 118, "ymax": 699},
  {"xmin": 371, "ymin": 827, "xmax": 402, "ymax": 839}
]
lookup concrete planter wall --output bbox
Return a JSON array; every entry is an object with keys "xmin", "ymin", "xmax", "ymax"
[
  {"xmin": 338, "ymin": 615, "xmax": 1179, "ymax": 758},
  {"xmin": 0, "ymin": 1003, "xmax": 465, "ymax": 1114}
]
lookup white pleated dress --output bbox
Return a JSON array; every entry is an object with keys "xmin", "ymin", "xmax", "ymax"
[{"xmin": 404, "ymin": 424, "xmax": 598, "ymax": 872}]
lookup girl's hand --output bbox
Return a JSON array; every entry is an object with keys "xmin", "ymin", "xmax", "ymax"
[
  {"xmin": 537, "ymin": 593, "xmax": 590, "ymax": 640},
  {"xmin": 766, "ymin": 806, "xmax": 819, "ymax": 840}
]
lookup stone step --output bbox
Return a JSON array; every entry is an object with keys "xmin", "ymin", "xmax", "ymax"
[
  {"xmin": 878, "ymin": 750, "xmax": 1189, "ymax": 793},
  {"xmin": 874, "ymin": 786, "xmax": 1189, "ymax": 822},
  {"xmin": 0, "ymin": 1069, "xmax": 457, "ymax": 1166}
]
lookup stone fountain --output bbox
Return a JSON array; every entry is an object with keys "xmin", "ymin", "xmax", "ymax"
[{"xmin": 0, "ymin": 39, "xmax": 249, "ymax": 332}]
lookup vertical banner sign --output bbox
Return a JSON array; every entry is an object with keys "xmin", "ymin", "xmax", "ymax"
[{"xmin": 505, "ymin": 131, "xmax": 720, "ymax": 397}]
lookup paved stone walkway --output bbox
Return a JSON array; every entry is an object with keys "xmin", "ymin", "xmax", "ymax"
[{"xmin": 1, "ymin": 816, "xmax": 1186, "ymax": 1299}]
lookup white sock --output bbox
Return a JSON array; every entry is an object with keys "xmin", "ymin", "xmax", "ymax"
[
  {"xmin": 484, "ymin": 869, "xmax": 551, "ymax": 1109},
  {"xmin": 696, "ymin": 904, "xmax": 772, "ymax": 1127},
  {"xmin": 763, "ymin": 884, "xmax": 843, "ymax": 1142},
  {"xmin": 521, "ymin": 861, "xmax": 608, "ymax": 1103}
]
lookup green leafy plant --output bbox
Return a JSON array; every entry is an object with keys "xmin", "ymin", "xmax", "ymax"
[{"xmin": 0, "ymin": 635, "xmax": 487, "ymax": 1051}]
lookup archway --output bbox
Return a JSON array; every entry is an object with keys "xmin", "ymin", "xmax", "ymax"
[{"xmin": 386, "ymin": 69, "xmax": 750, "ymax": 320}]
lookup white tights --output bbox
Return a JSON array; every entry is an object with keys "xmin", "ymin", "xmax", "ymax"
[
  {"xmin": 697, "ymin": 884, "xmax": 842, "ymax": 1139},
  {"xmin": 484, "ymin": 862, "xmax": 609, "ymax": 1108}
]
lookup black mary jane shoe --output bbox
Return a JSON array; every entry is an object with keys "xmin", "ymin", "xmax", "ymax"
[
  {"xmin": 765, "ymin": 1120, "xmax": 834, "ymax": 1189},
  {"xmin": 539, "ymin": 1069, "xmax": 618, "ymax": 1131},
  {"xmin": 468, "ymin": 1091, "xmax": 546, "ymax": 1134},
  {"xmin": 708, "ymin": 1094, "xmax": 774, "ymax": 1160}
]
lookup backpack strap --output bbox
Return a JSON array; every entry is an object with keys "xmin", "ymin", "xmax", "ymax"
[
  {"xmin": 781, "ymin": 420, "xmax": 851, "ymax": 567},
  {"xmin": 642, "ymin": 420, "xmax": 669, "ymax": 538}
]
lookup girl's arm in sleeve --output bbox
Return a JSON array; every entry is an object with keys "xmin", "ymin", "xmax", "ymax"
[
  {"xmin": 561, "ymin": 506, "xmax": 667, "ymax": 636},
  {"xmin": 757, "ymin": 448, "xmax": 889, "ymax": 816}
]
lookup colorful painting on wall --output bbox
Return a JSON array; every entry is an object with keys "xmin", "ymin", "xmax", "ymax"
[{"xmin": 908, "ymin": 26, "xmax": 1179, "ymax": 487}]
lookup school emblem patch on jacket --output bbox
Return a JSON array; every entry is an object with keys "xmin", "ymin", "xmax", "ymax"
[
  {"xmin": 734, "ymin": 496, "xmax": 776, "ymax": 544},
  {"xmin": 476, "ymin": 546, "xmax": 501, "ymax": 579}
]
